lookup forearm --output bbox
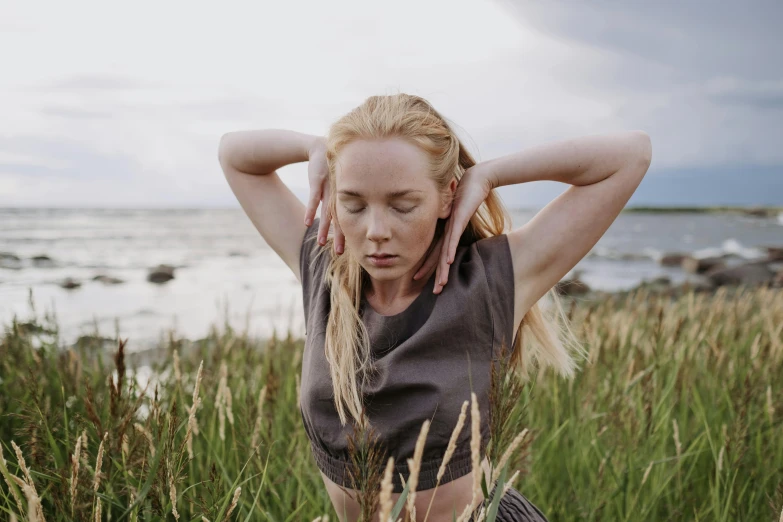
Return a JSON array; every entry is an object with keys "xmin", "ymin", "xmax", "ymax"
[
  {"xmin": 217, "ymin": 128, "xmax": 322, "ymax": 175},
  {"xmin": 479, "ymin": 130, "xmax": 652, "ymax": 188}
]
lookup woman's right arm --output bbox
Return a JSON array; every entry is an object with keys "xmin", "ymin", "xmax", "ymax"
[{"xmin": 217, "ymin": 129, "xmax": 319, "ymax": 284}]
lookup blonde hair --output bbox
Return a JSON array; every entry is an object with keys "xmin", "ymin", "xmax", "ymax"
[{"xmin": 310, "ymin": 93, "xmax": 585, "ymax": 426}]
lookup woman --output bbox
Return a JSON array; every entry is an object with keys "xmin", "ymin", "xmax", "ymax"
[{"xmin": 218, "ymin": 94, "xmax": 652, "ymax": 521}]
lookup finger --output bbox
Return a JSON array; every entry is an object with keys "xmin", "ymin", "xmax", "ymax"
[
  {"xmin": 433, "ymin": 256, "xmax": 441, "ymax": 294},
  {"xmin": 439, "ymin": 232, "xmax": 452, "ymax": 290},
  {"xmin": 318, "ymin": 184, "xmax": 331, "ymax": 245},
  {"xmin": 431, "ymin": 221, "xmax": 449, "ymax": 293},
  {"xmin": 446, "ymin": 209, "xmax": 464, "ymax": 265},
  {"xmin": 334, "ymin": 219, "xmax": 345, "ymax": 255},
  {"xmin": 441, "ymin": 216, "xmax": 455, "ymax": 277},
  {"xmin": 435, "ymin": 219, "xmax": 453, "ymax": 292},
  {"xmin": 305, "ymin": 184, "xmax": 322, "ymax": 226}
]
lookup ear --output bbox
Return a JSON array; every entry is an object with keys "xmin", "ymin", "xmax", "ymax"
[{"xmin": 438, "ymin": 177, "xmax": 457, "ymax": 220}]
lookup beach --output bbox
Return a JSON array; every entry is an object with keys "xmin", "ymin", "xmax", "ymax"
[{"xmin": 1, "ymin": 207, "xmax": 782, "ymax": 353}]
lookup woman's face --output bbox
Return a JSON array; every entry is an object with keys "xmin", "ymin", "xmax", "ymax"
[{"xmin": 334, "ymin": 138, "xmax": 451, "ymax": 281}]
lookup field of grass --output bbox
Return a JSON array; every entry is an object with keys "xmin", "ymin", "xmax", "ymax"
[{"xmin": 1, "ymin": 285, "xmax": 782, "ymax": 521}]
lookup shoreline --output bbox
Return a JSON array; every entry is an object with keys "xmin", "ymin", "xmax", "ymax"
[{"xmin": 56, "ymin": 281, "xmax": 781, "ymax": 370}]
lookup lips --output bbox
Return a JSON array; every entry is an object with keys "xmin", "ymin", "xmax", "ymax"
[{"xmin": 368, "ymin": 254, "xmax": 395, "ymax": 258}]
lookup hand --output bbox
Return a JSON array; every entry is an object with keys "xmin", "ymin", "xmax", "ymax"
[
  {"xmin": 413, "ymin": 165, "xmax": 495, "ymax": 294},
  {"xmin": 304, "ymin": 136, "xmax": 345, "ymax": 255}
]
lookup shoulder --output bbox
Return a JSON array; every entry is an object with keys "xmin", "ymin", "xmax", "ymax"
[
  {"xmin": 300, "ymin": 218, "xmax": 332, "ymax": 328},
  {"xmin": 473, "ymin": 233, "xmax": 513, "ymax": 282},
  {"xmin": 300, "ymin": 217, "xmax": 330, "ymax": 282},
  {"xmin": 470, "ymin": 234, "xmax": 516, "ymax": 354}
]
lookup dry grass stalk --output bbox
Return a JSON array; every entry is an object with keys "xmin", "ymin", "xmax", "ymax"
[
  {"xmin": 424, "ymin": 399, "xmax": 469, "ymax": 521},
  {"xmin": 491, "ymin": 428, "xmax": 529, "ymax": 487},
  {"xmin": 11, "ymin": 441, "xmax": 35, "ymax": 491},
  {"xmin": 223, "ymin": 486, "xmax": 241, "ymax": 521},
  {"xmin": 11, "ymin": 441, "xmax": 44, "ymax": 521},
  {"xmin": 191, "ymin": 360, "xmax": 204, "ymax": 437},
  {"xmin": 250, "ymin": 384, "xmax": 268, "ymax": 451},
  {"xmin": 641, "ymin": 461, "xmax": 654, "ymax": 486},
  {"xmin": 94, "ymin": 498, "xmax": 101, "ymax": 522},
  {"xmin": 133, "ymin": 423, "xmax": 156, "ymax": 458},
  {"xmin": 185, "ymin": 361, "xmax": 204, "ymax": 459},
  {"xmin": 172, "ymin": 348, "xmax": 182, "ymax": 385},
  {"xmin": 225, "ymin": 383, "xmax": 234, "ymax": 426},
  {"xmin": 502, "ymin": 469, "xmax": 520, "ymax": 496},
  {"xmin": 81, "ymin": 431, "xmax": 89, "ymax": 461},
  {"xmin": 767, "ymin": 385, "xmax": 775, "ymax": 419},
  {"xmin": 378, "ymin": 457, "xmax": 395, "ymax": 522},
  {"xmin": 456, "ymin": 393, "xmax": 482, "ymax": 522},
  {"xmin": 185, "ymin": 397, "xmax": 202, "ymax": 460},
  {"xmin": 216, "ymin": 362, "xmax": 234, "ymax": 441},
  {"xmin": 169, "ymin": 470, "xmax": 180, "ymax": 520},
  {"xmin": 474, "ymin": 505, "xmax": 486, "ymax": 522},
  {"xmin": 121, "ymin": 433, "xmax": 130, "ymax": 460},
  {"xmin": 404, "ymin": 419, "xmax": 430, "ymax": 521},
  {"xmin": 0, "ymin": 444, "xmax": 25, "ymax": 517},
  {"xmin": 93, "ymin": 432, "xmax": 107, "ymax": 492},
  {"xmin": 672, "ymin": 419, "xmax": 682, "ymax": 459},
  {"xmin": 12, "ymin": 474, "xmax": 44, "ymax": 522},
  {"xmin": 70, "ymin": 433, "xmax": 82, "ymax": 508}
]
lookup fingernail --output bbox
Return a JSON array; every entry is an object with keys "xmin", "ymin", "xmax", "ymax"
[
  {"xmin": 305, "ymin": 217, "xmax": 312, "ymax": 226},
  {"xmin": 336, "ymin": 246, "xmax": 343, "ymax": 254}
]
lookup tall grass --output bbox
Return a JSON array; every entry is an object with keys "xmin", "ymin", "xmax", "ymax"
[{"xmin": 0, "ymin": 285, "xmax": 782, "ymax": 521}]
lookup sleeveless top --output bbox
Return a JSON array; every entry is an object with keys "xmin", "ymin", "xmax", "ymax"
[{"xmin": 299, "ymin": 217, "xmax": 517, "ymax": 493}]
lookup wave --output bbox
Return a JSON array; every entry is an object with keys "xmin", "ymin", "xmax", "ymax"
[{"xmin": 587, "ymin": 237, "xmax": 770, "ymax": 263}]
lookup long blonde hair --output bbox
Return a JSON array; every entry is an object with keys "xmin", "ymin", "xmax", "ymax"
[{"xmin": 313, "ymin": 93, "xmax": 585, "ymax": 426}]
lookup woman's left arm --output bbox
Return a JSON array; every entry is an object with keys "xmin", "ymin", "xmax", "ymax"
[{"xmin": 483, "ymin": 130, "xmax": 652, "ymax": 315}]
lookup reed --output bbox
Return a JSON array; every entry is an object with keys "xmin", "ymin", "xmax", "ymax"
[{"xmin": 0, "ymin": 285, "xmax": 781, "ymax": 520}]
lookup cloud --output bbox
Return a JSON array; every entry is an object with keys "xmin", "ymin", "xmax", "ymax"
[
  {"xmin": 0, "ymin": 135, "xmax": 141, "ymax": 180},
  {"xmin": 492, "ymin": 0, "xmax": 783, "ymax": 168},
  {"xmin": 41, "ymin": 105, "xmax": 113, "ymax": 119},
  {"xmin": 704, "ymin": 78, "xmax": 783, "ymax": 109},
  {"xmin": 0, "ymin": 0, "xmax": 779, "ymax": 207},
  {"xmin": 42, "ymin": 73, "xmax": 153, "ymax": 92}
]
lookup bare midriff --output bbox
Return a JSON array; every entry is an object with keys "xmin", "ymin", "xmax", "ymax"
[{"xmin": 320, "ymin": 456, "xmax": 493, "ymax": 522}]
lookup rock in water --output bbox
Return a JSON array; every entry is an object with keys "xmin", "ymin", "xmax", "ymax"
[
  {"xmin": 147, "ymin": 264, "xmax": 176, "ymax": 283},
  {"xmin": 705, "ymin": 262, "xmax": 776, "ymax": 287},
  {"xmin": 681, "ymin": 256, "xmax": 726, "ymax": 274},
  {"xmin": 60, "ymin": 277, "xmax": 81, "ymax": 289}
]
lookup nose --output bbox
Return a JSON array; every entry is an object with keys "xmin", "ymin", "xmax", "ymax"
[{"xmin": 366, "ymin": 211, "xmax": 391, "ymax": 243}]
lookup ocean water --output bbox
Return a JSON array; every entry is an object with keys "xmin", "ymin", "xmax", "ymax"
[{"xmin": 1, "ymin": 207, "xmax": 781, "ymax": 351}]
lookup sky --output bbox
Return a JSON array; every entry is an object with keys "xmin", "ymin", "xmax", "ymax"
[{"xmin": 0, "ymin": 0, "xmax": 781, "ymax": 209}]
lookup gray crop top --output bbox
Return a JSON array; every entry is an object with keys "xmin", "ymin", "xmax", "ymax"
[{"xmin": 299, "ymin": 218, "xmax": 516, "ymax": 493}]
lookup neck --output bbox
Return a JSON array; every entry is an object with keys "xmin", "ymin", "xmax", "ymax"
[{"xmin": 365, "ymin": 263, "xmax": 437, "ymax": 308}]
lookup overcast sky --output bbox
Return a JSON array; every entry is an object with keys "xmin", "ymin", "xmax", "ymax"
[{"xmin": 1, "ymin": 0, "xmax": 781, "ymax": 208}]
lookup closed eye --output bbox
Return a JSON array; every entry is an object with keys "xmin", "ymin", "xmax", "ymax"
[{"xmin": 343, "ymin": 206, "xmax": 416, "ymax": 214}]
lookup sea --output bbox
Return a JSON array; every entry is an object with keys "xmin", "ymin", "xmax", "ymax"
[{"xmin": 1, "ymin": 207, "xmax": 781, "ymax": 353}]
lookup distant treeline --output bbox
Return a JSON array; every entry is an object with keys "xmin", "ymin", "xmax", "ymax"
[
  {"xmin": 622, "ymin": 206, "xmax": 783, "ymax": 214},
  {"xmin": 511, "ymin": 206, "xmax": 783, "ymax": 214}
]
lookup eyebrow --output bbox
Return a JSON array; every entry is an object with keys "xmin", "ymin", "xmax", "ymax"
[{"xmin": 337, "ymin": 189, "xmax": 424, "ymax": 198}]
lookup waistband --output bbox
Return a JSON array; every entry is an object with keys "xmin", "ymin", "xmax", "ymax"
[{"xmin": 309, "ymin": 439, "xmax": 480, "ymax": 494}]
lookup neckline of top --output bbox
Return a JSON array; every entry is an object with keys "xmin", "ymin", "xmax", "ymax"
[{"xmin": 361, "ymin": 270, "xmax": 438, "ymax": 320}]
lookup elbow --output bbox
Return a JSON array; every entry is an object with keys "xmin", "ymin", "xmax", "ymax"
[
  {"xmin": 633, "ymin": 130, "xmax": 652, "ymax": 171},
  {"xmin": 217, "ymin": 132, "xmax": 235, "ymax": 169}
]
